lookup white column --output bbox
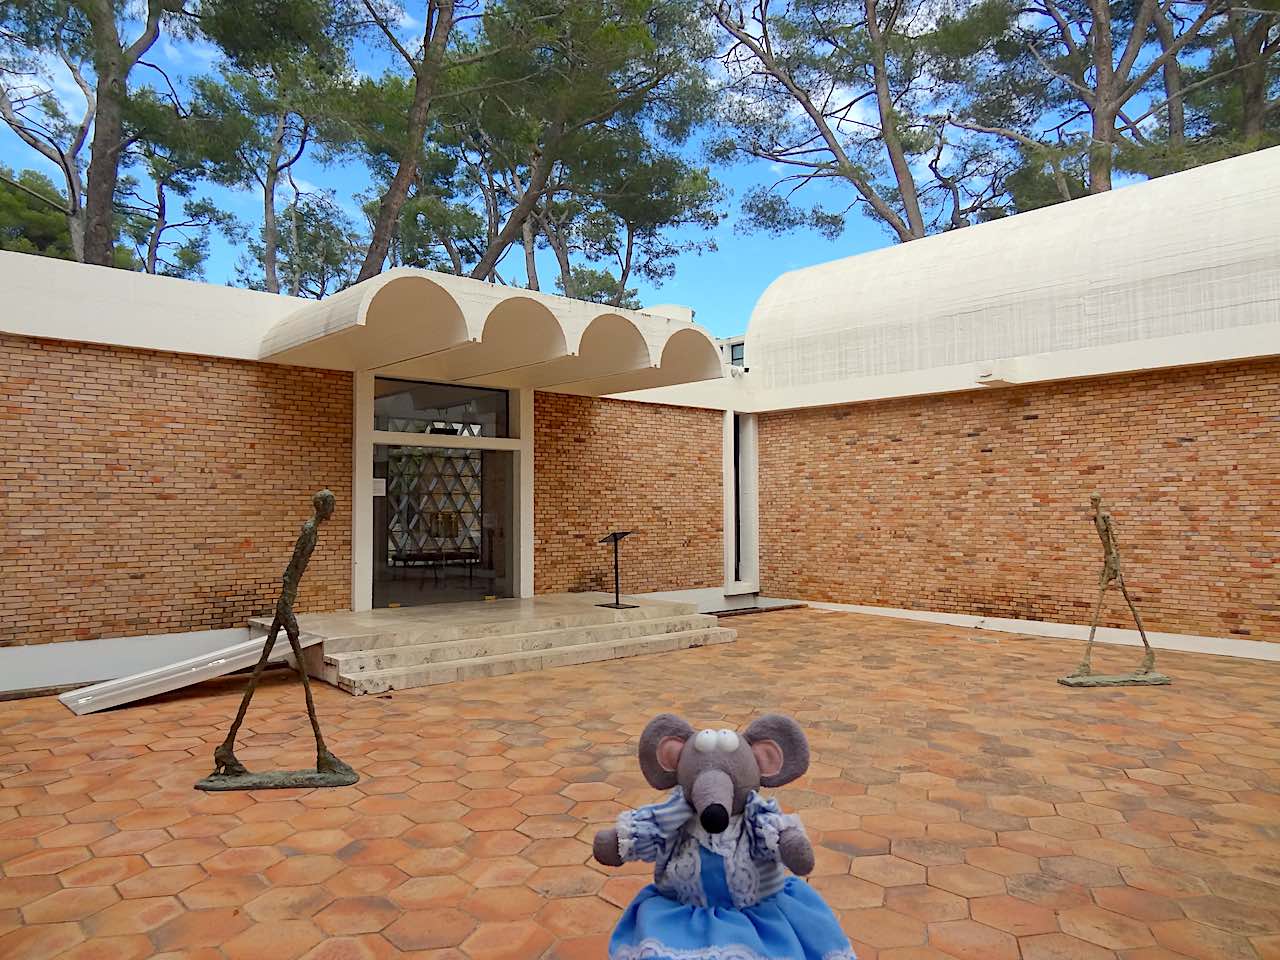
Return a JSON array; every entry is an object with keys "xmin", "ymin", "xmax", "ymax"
[
  {"xmin": 723, "ymin": 411, "xmax": 760, "ymax": 593},
  {"xmin": 352, "ymin": 371, "xmax": 374, "ymax": 611},
  {"xmin": 513, "ymin": 388, "xmax": 536, "ymax": 598},
  {"xmin": 722, "ymin": 411, "xmax": 736, "ymax": 588}
]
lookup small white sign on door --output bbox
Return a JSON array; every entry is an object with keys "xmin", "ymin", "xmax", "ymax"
[{"xmin": 372, "ymin": 477, "xmax": 387, "ymax": 497}]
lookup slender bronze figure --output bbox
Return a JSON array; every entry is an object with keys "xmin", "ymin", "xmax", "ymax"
[
  {"xmin": 1060, "ymin": 494, "xmax": 1170, "ymax": 688},
  {"xmin": 197, "ymin": 490, "xmax": 358, "ymax": 790}
]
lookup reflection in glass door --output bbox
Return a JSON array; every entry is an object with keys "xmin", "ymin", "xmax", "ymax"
[{"xmin": 373, "ymin": 445, "xmax": 514, "ymax": 607}]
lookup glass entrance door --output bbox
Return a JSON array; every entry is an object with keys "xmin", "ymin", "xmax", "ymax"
[{"xmin": 373, "ymin": 444, "xmax": 514, "ymax": 607}]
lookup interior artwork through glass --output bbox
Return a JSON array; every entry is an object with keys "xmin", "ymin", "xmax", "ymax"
[{"xmin": 373, "ymin": 444, "xmax": 514, "ymax": 607}]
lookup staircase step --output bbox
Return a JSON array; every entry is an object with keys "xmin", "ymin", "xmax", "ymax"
[
  {"xmin": 336, "ymin": 626, "xmax": 736, "ymax": 695},
  {"xmin": 327, "ymin": 615, "xmax": 719, "ymax": 675},
  {"xmin": 296, "ymin": 603, "xmax": 700, "ymax": 656}
]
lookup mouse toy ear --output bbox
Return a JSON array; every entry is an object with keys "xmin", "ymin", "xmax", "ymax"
[
  {"xmin": 743, "ymin": 714, "xmax": 810, "ymax": 787},
  {"xmin": 638, "ymin": 714, "xmax": 694, "ymax": 789}
]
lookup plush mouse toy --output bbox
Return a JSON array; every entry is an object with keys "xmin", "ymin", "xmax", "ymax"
[{"xmin": 593, "ymin": 713, "xmax": 855, "ymax": 960}]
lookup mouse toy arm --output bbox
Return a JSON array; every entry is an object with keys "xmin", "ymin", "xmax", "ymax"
[
  {"xmin": 778, "ymin": 824, "xmax": 815, "ymax": 876},
  {"xmin": 593, "ymin": 787, "xmax": 693, "ymax": 868}
]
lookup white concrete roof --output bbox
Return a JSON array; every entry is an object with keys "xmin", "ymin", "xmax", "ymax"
[
  {"xmin": 745, "ymin": 146, "xmax": 1280, "ymax": 399},
  {"xmin": 0, "ymin": 257, "xmax": 725, "ymax": 396},
  {"xmin": 260, "ymin": 267, "xmax": 725, "ymax": 394}
]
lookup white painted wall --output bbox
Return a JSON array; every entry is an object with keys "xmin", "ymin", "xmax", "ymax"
[
  {"xmin": 0, "ymin": 251, "xmax": 299, "ymax": 359},
  {"xmin": 0, "ymin": 627, "xmax": 253, "ymax": 694}
]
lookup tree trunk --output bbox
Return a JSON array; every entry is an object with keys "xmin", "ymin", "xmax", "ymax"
[
  {"xmin": 288, "ymin": 191, "xmax": 302, "ymax": 297},
  {"xmin": 864, "ymin": 0, "xmax": 925, "ymax": 238},
  {"xmin": 612, "ymin": 226, "xmax": 635, "ymax": 307},
  {"xmin": 82, "ymin": 61, "xmax": 126, "ymax": 266},
  {"xmin": 78, "ymin": 0, "xmax": 162, "ymax": 266},
  {"xmin": 469, "ymin": 131, "xmax": 561, "ymax": 281},
  {"xmin": 261, "ymin": 112, "xmax": 286, "ymax": 294},
  {"xmin": 1151, "ymin": 6, "xmax": 1185, "ymax": 149},
  {"xmin": 522, "ymin": 216, "xmax": 539, "ymax": 290},
  {"xmin": 145, "ymin": 180, "xmax": 165, "ymax": 273},
  {"xmin": 1088, "ymin": 0, "xmax": 1116, "ymax": 193},
  {"xmin": 542, "ymin": 221, "xmax": 572, "ymax": 294},
  {"xmin": 1229, "ymin": 8, "xmax": 1268, "ymax": 144},
  {"xmin": 357, "ymin": 0, "xmax": 456, "ymax": 282}
]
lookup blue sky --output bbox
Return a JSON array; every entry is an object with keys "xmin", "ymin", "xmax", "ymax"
[{"xmin": 1, "ymin": 27, "xmax": 900, "ymax": 340}]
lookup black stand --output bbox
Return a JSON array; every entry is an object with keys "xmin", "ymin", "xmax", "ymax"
[{"xmin": 597, "ymin": 531, "xmax": 637, "ymax": 609}]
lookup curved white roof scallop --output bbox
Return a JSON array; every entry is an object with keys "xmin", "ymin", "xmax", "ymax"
[
  {"xmin": 259, "ymin": 267, "xmax": 726, "ymax": 394},
  {"xmin": 747, "ymin": 146, "xmax": 1280, "ymax": 393}
]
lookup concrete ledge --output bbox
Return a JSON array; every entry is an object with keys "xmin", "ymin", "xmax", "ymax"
[{"xmin": 801, "ymin": 601, "xmax": 1280, "ymax": 662}]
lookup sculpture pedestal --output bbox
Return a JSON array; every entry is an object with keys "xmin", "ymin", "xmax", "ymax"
[
  {"xmin": 1058, "ymin": 672, "xmax": 1171, "ymax": 688},
  {"xmin": 195, "ymin": 767, "xmax": 359, "ymax": 791}
]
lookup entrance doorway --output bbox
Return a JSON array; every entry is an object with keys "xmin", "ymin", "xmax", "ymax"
[
  {"xmin": 373, "ymin": 445, "xmax": 514, "ymax": 607},
  {"xmin": 370, "ymin": 379, "xmax": 515, "ymax": 608}
]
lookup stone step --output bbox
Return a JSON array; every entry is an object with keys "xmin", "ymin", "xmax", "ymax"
[
  {"xmin": 263, "ymin": 601, "xmax": 700, "ymax": 657},
  {"xmin": 326, "ymin": 614, "xmax": 719, "ymax": 678},
  {"xmin": 336, "ymin": 626, "xmax": 736, "ymax": 695}
]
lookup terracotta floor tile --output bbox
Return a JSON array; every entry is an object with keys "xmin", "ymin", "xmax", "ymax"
[
  {"xmin": 884, "ymin": 884, "xmax": 968, "ymax": 922},
  {"xmin": 244, "ymin": 883, "xmax": 335, "ymax": 921},
  {"xmin": 82, "ymin": 897, "xmax": 183, "ymax": 936},
  {"xmin": 928, "ymin": 918, "xmax": 1019, "ymax": 960},
  {"xmin": 852, "ymin": 854, "xmax": 927, "ymax": 887},
  {"xmin": 537, "ymin": 895, "xmax": 619, "ymax": 936},
  {"xmin": 382, "ymin": 907, "xmax": 476, "ymax": 950},
  {"xmin": 149, "ymin": 905, "xmax": 252, "ymax": 951},
  {"xmin": 314, "ymin": 895, "xmax": 400, "ymax": 935},
  {"xmin": 841, "ymin": 907, "xmax": 927, "ymax": 949},
  {"xmin": 0, "ymin": 609, "xmax": 1277, "ymax": 958},
  {"xmin": 0, "ymin": 921, "xmax": 87, "ymax": 960},
  {"xmin": 222, "ymin": 919, "xmax": 325, "ymax": 959},
  {"xmin": 59, "ymin": 932, "xmax": 154, "ymax": 960},
  {"xmin": 1019, "ymin": 931, "xmax": 1120, "ymax": 960},
  {"xmin": 927, "ymin": 863, "xmax": 1006, "ymax": 897},
  {"xmin": 459, "ymin": 918, "xmax": 555, "ymax": 960},
  {"xmin": 22, "ymin": 885, "xmax": 119, "ymax": 923}
]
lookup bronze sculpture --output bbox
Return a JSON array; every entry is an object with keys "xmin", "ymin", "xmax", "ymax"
[
  {"xmin": 1059, "ymin": 494, "xmax": 1170, "ymax": 688},
  {"xmin": 197, "ymin": 489, "xmax": 358, "ymax": 790}
]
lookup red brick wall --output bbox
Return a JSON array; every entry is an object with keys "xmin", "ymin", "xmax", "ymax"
[
  {"xmin": 534, "ymin": 392, "xmax": 723, "ymax": 594},
  {"xmin": 758, "ymin": 359, "xmax": 1280, "ymax": 641},
  {"xmin": 0, "ymin": 334, "xmax": 353, "ymax": 646}
]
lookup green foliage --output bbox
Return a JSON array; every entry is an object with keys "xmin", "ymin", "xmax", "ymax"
[
  {"xmin": 236, "ymin": 191, "xmax": 363, "ymax": 297},
  {"xmin": 556, "ymin": 265, "xmax": 641, "ymax": 309},
  {"xmin": 0, "ymin": 168, "xmax": 74, "ymax": 258}
]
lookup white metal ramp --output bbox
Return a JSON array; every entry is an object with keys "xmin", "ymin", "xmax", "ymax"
[{"xmin": 58, "ymin": 625, "xmax": 321, "ymax": 716}]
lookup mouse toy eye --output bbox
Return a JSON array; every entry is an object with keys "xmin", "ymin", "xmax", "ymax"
[
  {"xmin": 716, "ymin": 730, "xmax": 740, "ymax": 752},
  {"xmin": 694, "ymin": 729, "xmax": 718, "ymax": 753}
]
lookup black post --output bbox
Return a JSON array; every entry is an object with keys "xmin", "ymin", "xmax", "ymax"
[
  {"xmin": 597, "ymin": 531, "xmax": 636, "ymax": 609},
  {"xmin": 613, "ymin": 537, "xmax": 621, "ymax": 606}
]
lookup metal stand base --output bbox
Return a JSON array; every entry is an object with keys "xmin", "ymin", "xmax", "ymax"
[
  {"xmin": 195, "ymin": 765, "xmax": 359, "ymax": 791},
  {"xmin": 1058, "ymin": 672, "xmax": 1171, "ymax": 688},
  {"xmin": 597, "ymin": 602, "xmax": 638, "ymax": 610}
]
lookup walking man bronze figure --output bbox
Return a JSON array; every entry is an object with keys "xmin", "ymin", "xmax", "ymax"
[
  {"xmin": 1059, "ymin": 494, "xmax": 1170, "ymax": 688},
  {"xmin": 197, "ymin": 489, "xmax": 358, "ymax": 790}
]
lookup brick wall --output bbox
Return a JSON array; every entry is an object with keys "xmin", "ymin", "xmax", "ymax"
[
  {"xmin": 534, "ymin": 392, "xmax": 723, "ymax": 594},
  {"xmin": 759, "ymin": 358, "xmax": 1279, "ymax": 642},
  {"xmin": 0, "ymin": 334, "xmax": 353, "ymax": 646}
]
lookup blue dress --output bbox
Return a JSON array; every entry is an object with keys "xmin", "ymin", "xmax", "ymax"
[{"xmin": 608, "ymin": 788, "xmax": 855, "ymax": 960}]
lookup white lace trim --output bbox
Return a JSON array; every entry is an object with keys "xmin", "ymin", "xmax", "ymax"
[
  {"xmin": 658, "ymin": 831, "xmax": 705, "ymax": 907},
  {"xmin": 613, "ymin": 939, "xmax": 857, "ymax": 960}
]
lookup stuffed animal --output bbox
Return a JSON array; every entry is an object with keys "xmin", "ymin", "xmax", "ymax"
[{"xmin": 593, "ymin": 713, "xmax": 855, "ymax": 960}]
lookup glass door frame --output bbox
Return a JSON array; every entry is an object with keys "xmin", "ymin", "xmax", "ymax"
[{"xmin": 351, "ymin": 372, "xmax": 534, "ymax": 611}]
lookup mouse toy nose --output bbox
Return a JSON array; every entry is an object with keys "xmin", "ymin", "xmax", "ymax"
[{"xmin": 700, "ymin": 803, "xmax": 729, "ymax": 833}]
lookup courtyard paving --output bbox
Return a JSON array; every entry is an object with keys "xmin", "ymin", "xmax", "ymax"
[{"xmin": 1, "ymin": 608, "xmax": 1278, "ymax": 960}]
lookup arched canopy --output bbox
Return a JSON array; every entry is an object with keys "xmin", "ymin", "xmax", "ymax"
[
  {"xmin": 260, "ymin": 267, "xmax": 724, "ymax": 394},
  {"xmin": 747, "ymin": 146, "xmax": 1280, "ymax": 392}
]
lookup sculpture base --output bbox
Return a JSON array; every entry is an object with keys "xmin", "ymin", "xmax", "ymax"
[
  {"xmin": 195, "ymin": 767, "xmax": 359, "ymax": 791},
  {"xmin": 597, "ymin": 602, "xmax": 638, "ymax": 609},
  {"xmin": 1058, "ymin": 672, "xmax": 1171, "ymax": 688}
]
